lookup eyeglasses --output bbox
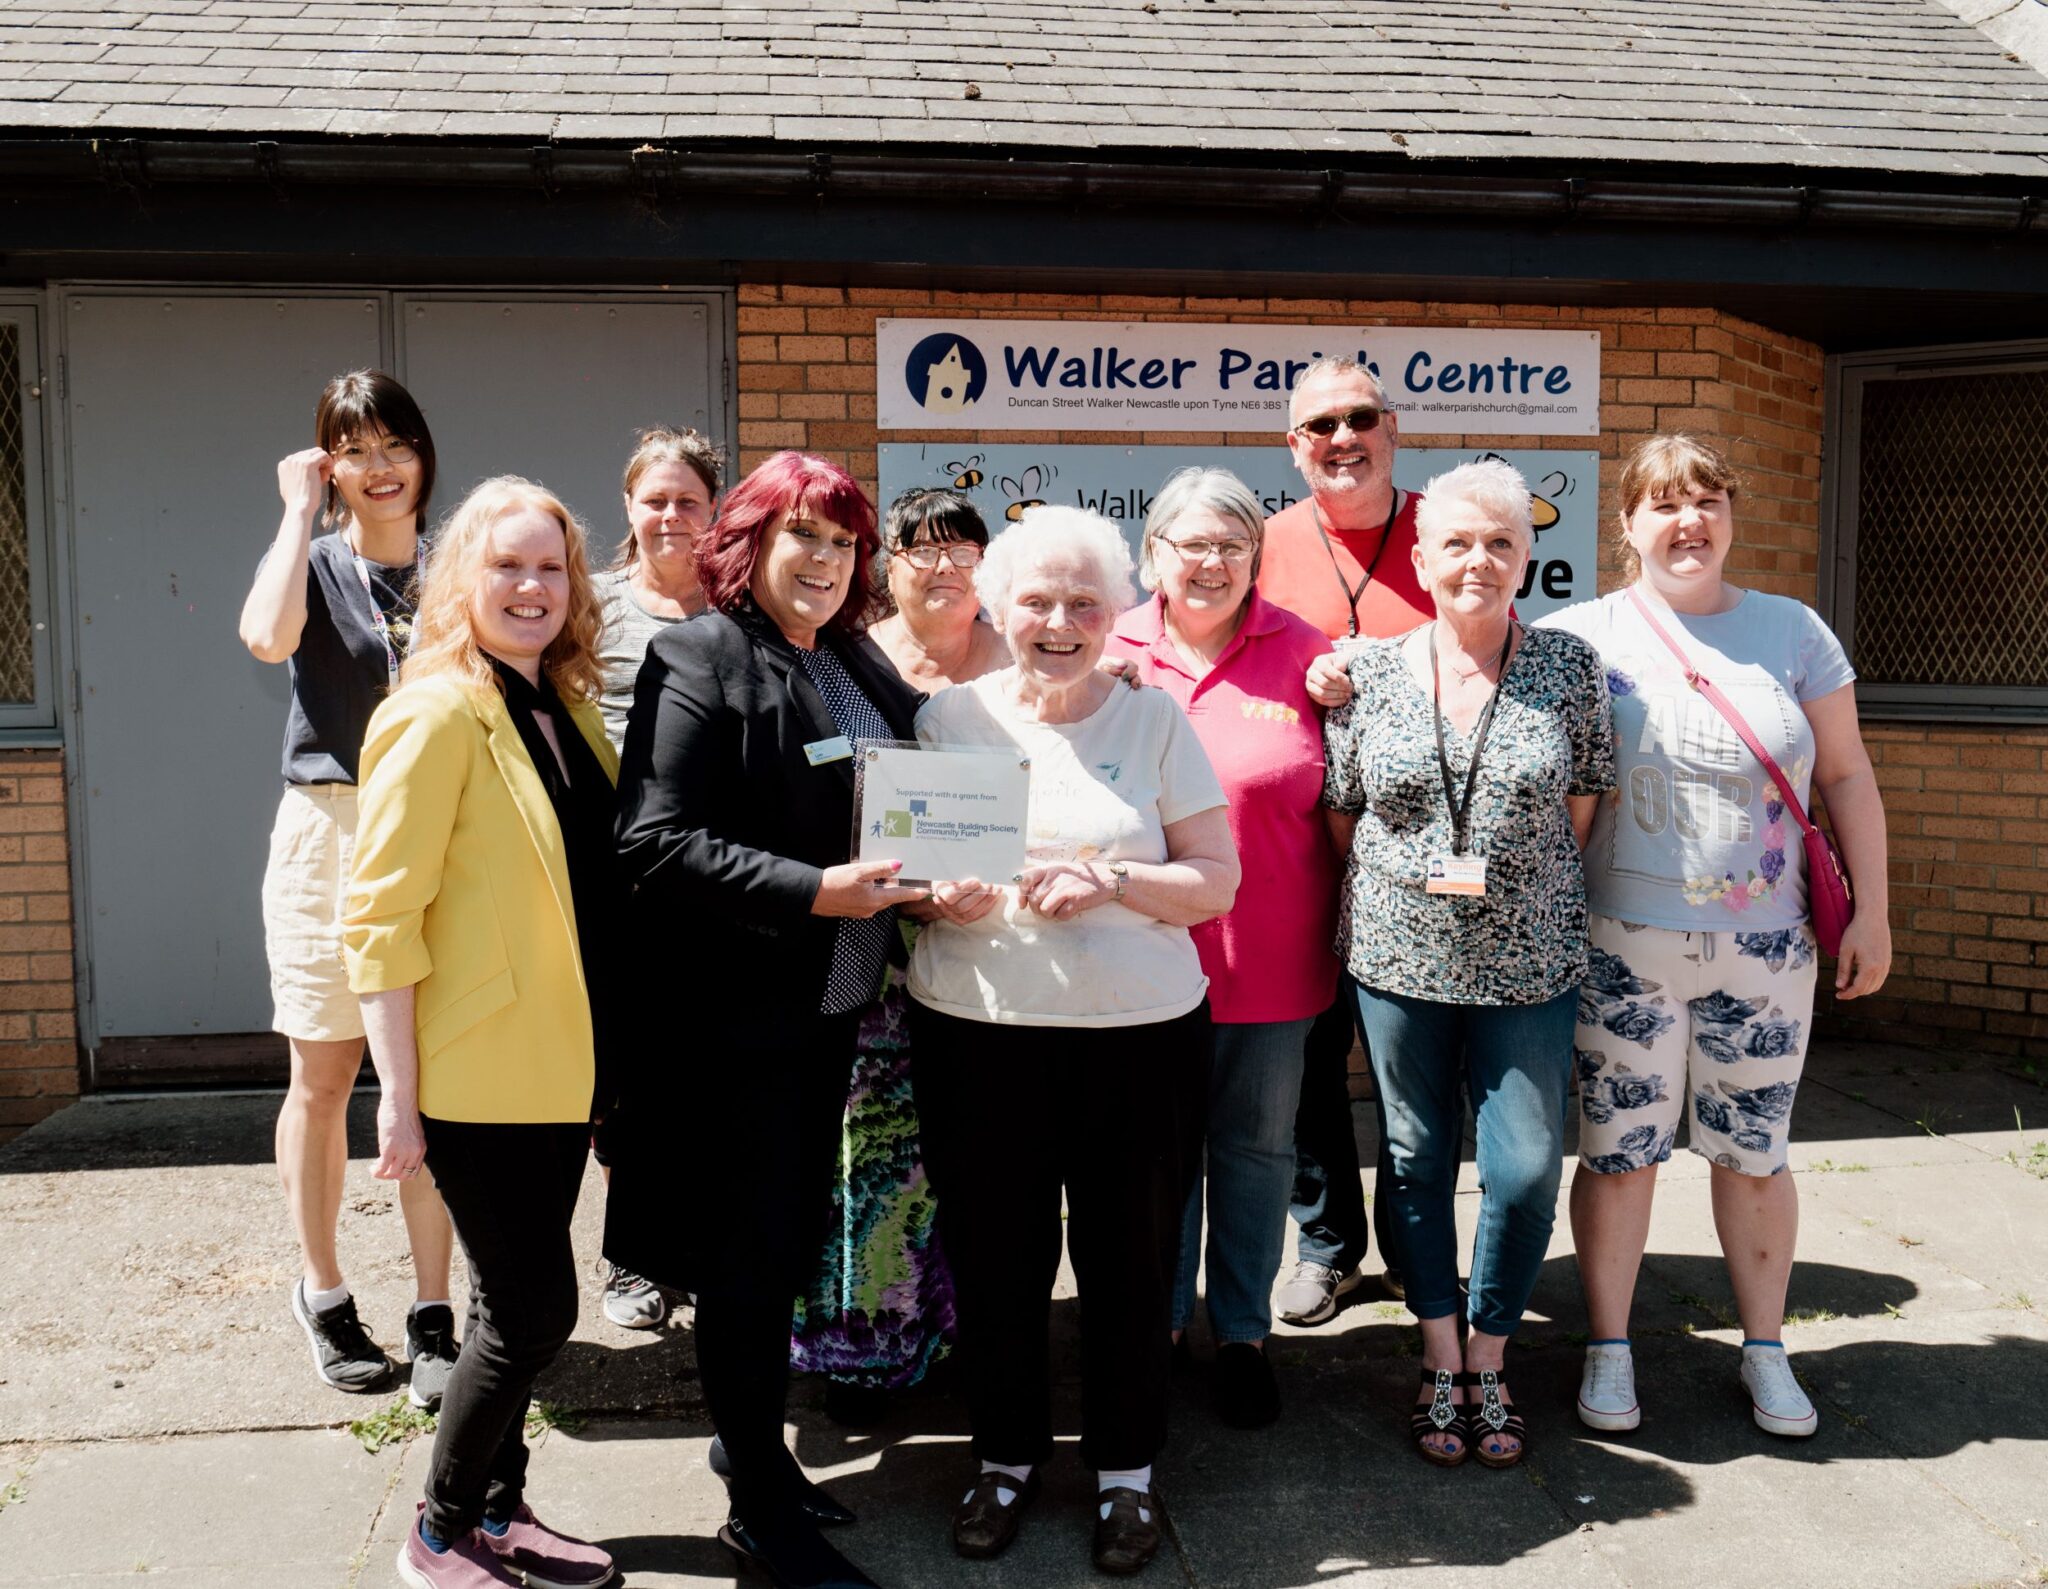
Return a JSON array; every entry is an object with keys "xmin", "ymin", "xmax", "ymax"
[
  {"xmin": 894, "ymin": 542, "xmax": 984, "ymax": 570},
  {"xmin": 333, "ymin": 437, "xmax": 419, "ymax": 466},
  {"xmin": 1158, "ymin": 536, "xmax": 1254, "ymax": 565},
  {"xmin": 1293, "ymin": 406, "xmax": 1384, "ymax": 439}
]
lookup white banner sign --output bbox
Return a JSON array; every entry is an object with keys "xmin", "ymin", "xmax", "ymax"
[
  {"xmin": 877, "ymin": 319, "xmax": 1601, "ymax": 436},
  {"xmin": 877, "ymin": 444, "xmax": 1600, "ymax": 622}
]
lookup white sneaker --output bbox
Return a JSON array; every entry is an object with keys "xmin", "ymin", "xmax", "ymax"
[
  {"xmin": 1577, "ymin": 1342, "xmax": 1641, "ymax": 1431},
  {"xmin": 1741, "ymin": 1344, "xmax": 1818, "ymax": 1437},
  {"xmin": 1274, "ymin": 1261, "xmax": 1364, "ymax": 1327}
]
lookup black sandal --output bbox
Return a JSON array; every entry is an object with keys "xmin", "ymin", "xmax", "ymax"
[
  {"xmin": 1463, "ymin": 1369, "xmax": 1526, "ymax": 1468},
  {"xmin": 1410, "ymin": 1367, "xmax": 1468, "ymax": 1467}
]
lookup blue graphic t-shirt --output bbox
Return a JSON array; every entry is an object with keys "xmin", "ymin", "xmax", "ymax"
[{"xmin": 1538, "ymin": 588, "xmax": 1854, "ymax": 933}]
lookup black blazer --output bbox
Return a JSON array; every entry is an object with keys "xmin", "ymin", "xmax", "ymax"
[{"xmin": 614, "ymin": 600, "xmax": 925, "ymax": 1034}]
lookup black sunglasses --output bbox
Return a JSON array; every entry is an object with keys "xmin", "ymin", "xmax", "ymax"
[{"xmin": 1293, "ymin": 406, "xmax": 1385, "ymax": 439}]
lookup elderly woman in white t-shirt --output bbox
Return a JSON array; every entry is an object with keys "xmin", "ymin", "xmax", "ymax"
[{"xmin": 907, "ymin": 506, "xmax": 1239, "ymax": 1577}]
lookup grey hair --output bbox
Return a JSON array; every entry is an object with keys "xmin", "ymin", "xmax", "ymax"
[
  {"xmin": 974, "ymin": 504, "xmax": 1137, "ymax": 619},
  {"xmin": 1415, "ymin": 458, "xmax": 1535, "ymax": 547},
  {"xmin": 1138, "ymin": 467, "xmax": 1267, "ymax": 592},
  {"xmin": 1287, "ymin": 355, "xmax": 1391, "ymax": 427}
]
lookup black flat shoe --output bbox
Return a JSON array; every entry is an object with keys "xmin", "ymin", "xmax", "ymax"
[
  {"xmin": 709, "ymin": 1434, "xmax": 858, "ymax": 1527},
  {"xmin": 718, "ymin": 1509, "xmax": 878, "ymax": 1589},
  {"xmin": 1092, "ymin": 1486, "xmax": 1163, "ymax": 1576}
]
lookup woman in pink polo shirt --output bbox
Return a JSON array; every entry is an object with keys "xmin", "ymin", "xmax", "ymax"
[{"xmin": 1107, "ymin": 467, "xmax": 1343, "ymax": 1429}]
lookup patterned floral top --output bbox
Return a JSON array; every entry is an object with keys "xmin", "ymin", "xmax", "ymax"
[{"xmin": 1322, "ymin": 624, "xmax": 1616, "ymax": 1006}]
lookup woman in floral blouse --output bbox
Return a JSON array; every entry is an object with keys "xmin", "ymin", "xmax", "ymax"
[
  {"xmin": 1322, "ymin": 458, "xmax": 1614, "ymax": 1470},
  {"xmin": 1540, "ymin": 434, "xmax": 1889, "ymax": 1443}
]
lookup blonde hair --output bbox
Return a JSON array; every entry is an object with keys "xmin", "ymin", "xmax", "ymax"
[
  {"xmin": 616, "ymin": 426, "xmax": 725, "ymax": 568},
  {"xmin": 402, "ymin": 476, "xmax": 606, "ymax": 703},
  {"xmin": 1614, "ymin": 434, "xmax": 1742, "ymax": 578}
]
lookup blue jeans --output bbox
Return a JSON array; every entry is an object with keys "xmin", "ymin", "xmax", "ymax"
[
  {"xmin": 1351, "ymin": 984, "xmax": 1576, "ymax": 1338},
  {"xmin": 1173, "ymin": 1017, "xmax": 1313, "ymax": 1343}
]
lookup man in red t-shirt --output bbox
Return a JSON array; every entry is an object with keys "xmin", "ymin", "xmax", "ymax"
[{"xmin": 1257, "ymin": 356, "xmax": 1429, "ymax": 1325}]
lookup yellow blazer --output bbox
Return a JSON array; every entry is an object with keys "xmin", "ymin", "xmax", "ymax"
[{"xmin": 343, "ymin": 674, "xmax": 619, "ymax": 1124}]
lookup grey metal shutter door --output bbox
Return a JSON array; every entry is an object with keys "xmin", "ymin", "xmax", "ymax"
[{"xmin": 66, "ymin": 293, "xmax": 384, "ymax": 1039}]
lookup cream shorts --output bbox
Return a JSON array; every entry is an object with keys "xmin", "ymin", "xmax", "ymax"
[
  {"xmin": 1574, "ymin": 912, "xmax": 1818, "ymax": 1178},
  {"xmin": 261, "ymin": 783, "xmax": 366, "ymax": 1044}
]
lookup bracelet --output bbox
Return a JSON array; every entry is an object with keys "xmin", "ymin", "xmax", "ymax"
[{"xmin": 1107, "ymin": 861, "xmax": 1130, "ymax": 903}]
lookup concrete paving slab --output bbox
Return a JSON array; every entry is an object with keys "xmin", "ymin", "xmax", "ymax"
[
  {"xmin": 0, "ymin": 1095, "xmax": 700, "ymax": 1443},
  {"xmin": 0, "ymin": 1428, "xmax": 397, "ymax": 1585},
  {"xmin": 1800, "ymin": 1159, "xmax": 2048, "ymax": 1305}
]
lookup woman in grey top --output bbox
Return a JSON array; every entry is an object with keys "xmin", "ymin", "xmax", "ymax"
[
  {"xmin": 593, "ymin": 425, "xmax": 723, "ymax": 749},
  {"xmin": 589, "ymin": 424, "xmax": 722, "ymax": 1333},
  {"xmin": 1322, "ymin": 459, "xmax": 1614, "ymax": 1470}
]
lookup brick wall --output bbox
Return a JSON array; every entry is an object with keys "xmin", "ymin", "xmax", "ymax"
[
  {"xmin": 1824, "ymin": 724, "xmax": 2048, "ymax": 1058},
  {"xmin": 0, "ymin": 747, "xmax": 81, "ymax": 1141},
  {"xmin": 735, "ymin": 291, "xmax": 1825, "ymax": 619}
]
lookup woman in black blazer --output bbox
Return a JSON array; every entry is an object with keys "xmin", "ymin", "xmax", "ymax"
[{"xmin": 605, "ymin": 451, "xmax": 926, "ymax": 1589}]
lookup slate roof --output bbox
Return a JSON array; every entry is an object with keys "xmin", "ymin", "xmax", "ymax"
[{"xmin": 5, "ymin": 0, "xmax": 2048, "ymax": 181}]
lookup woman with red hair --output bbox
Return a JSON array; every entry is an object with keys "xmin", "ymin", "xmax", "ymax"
[{"xmin": 603, "ymin": 452, "xmax": 925, "ymax": 1589}]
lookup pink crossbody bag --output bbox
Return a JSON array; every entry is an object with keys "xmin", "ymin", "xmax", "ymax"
[{"xmin": 1625, "ymin": 587, "xmax": 1854, "ymax": 957}]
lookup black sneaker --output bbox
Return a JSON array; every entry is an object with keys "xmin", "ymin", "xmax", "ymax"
[
  {"xmin": 1214, "ymin": 1341, "xmax": 1281, "ymax": 1429},
  {"xmin": 405, "ymin": 1303, "xmax": 460, "ymax": 1411},
  {"xmin": 291, "ymin": 1280, "xmax": 395, "ymax": 1393}
]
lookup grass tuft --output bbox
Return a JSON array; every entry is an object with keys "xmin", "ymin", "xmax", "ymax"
[{"xmin": 348, "ymin": 1398, "xmax": 436, "ymax": 1454}]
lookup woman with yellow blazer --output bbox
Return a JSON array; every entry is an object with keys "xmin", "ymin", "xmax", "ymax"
[{"xmin": 345, "ymin": 476, "xmax": 621, "ymax": 1589}]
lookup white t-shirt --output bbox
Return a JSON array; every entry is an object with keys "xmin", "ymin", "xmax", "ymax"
[
  {"xmin": 1539, "ymin": 588, "xmax": 1855, "ymax": 933},
  {"xmin": 907, "ymin": 671, "xmax": 1228, "ymax": 1028}
]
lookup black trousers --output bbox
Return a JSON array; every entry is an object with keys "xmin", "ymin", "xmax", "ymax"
[
  {"xmin": 911, "ymin": 1000, "xmax": 1210, "ymax": 1472},
  {"xmin": 1291, "ymin": 990, "xmax": 1399, "ymax": 1274},
  {"xmin": 690, "ymin": 1011, "xmax": 861, "ymax": 1516},
  {"xmin": 420, "ymin": 1117, "xmax": 589, "ymax": 1541}
]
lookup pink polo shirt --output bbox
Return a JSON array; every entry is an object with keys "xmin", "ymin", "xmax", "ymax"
[{"xmin": 1107, "ymin": 589, "xmax": 1341, "ymax": 1024}]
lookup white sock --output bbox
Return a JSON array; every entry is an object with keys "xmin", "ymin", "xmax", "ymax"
[
  {"xmin": 966, "ymin": 1459, "xmax": 1033, "ymax": 1507},
  {"xmin": 411, "ymin": 1299, "xmax": 451, "ymax": 1315},
  {"xmin": 303, "ymin": 1278, "xmax": 350, "ymax": 1314},
  {"xmin": 1097, "ymin": 1465, "xmax": 1152, "ymax": 1522}
]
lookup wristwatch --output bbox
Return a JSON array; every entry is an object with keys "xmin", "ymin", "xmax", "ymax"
[{"xmin": 1106, "ymin": 861, "xmax": 1129, "ymax": 903}]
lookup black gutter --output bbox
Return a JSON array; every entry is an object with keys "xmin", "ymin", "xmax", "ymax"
[{"xmin": 1, "ymin": 139, "xmax": 2040, "ymax": 237}]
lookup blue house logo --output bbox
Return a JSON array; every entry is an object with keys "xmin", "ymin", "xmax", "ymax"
[{"xmin": 904, "ymin": 332, "xmax": 988, "ymax": 415}]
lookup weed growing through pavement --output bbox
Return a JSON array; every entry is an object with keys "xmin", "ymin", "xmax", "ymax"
[
  {"xmin": 1882, "ymin": 1302, "xmax": 1906, "ymax": 1320},
  {"xmin": 1668, "ymin": 1290, "xmax": 1740, "ymax": 1329},
  {"xmin": 1913, "ymin": 1105, "xmax": 1953, "ymax": 1138},
  {"xmin": 349, "ymin": 1398, "xmax": 435, "ymax": 1454},
  {"xmin": 525, "ymin": 1401, "xmax": 583, "ymax": 1442},
  {"xmin": 1809, "ymin": 1158, "xmax": 1870, "ymax": 1173},
  {"xmin": 0, "ymin": 1469, "xmax": 26, "ymax": 1512},
  {"xmin": 1785, "ymin": 1306, "xmax": 1840, "ymax": 1326}
]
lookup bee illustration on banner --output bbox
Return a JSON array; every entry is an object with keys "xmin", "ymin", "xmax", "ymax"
[
  {"xmin": 944, "ymin": 454, "xmax": 985, "ymax": 489},
  {"xmin": 1479, "ymin": 451, "xmax": 1568, "ymax": 535},
  {"xmin": 998, "ymin": 464, "xmax": 1056, "ymax": 522}
]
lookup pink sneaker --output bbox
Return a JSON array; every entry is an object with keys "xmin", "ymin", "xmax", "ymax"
[
  {"xmin": 396, "ymin": 1517, "xmax": 522, "ymax": 1589},
  {"xmin": 481, "ymin": 1503, "xmax": 616, "ymax": 1589}
]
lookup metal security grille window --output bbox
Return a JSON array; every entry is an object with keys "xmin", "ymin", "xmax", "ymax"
[
  {"xmin": 1826, "ymin": 342, "xmax": 2048, "ymax": 719},
  {"xmin": 0, "ymin": 324, "xmax": 32, "ymax": 702}
]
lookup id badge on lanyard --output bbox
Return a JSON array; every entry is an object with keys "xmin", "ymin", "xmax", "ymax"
[
  {"xmin": 1425, "ymin": 625, "xmax": 1515, "ymax": 899},
  {"xmin": 350, "ymin": 536, "xmax": 426, "ymax": 689}
]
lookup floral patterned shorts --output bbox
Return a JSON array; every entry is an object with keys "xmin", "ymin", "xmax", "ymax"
[{"xmin": 1574, "ymin": 913, "xmax": 1818, "ymax": 1178}]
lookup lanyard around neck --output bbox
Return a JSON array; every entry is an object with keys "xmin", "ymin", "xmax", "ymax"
[
  {"xmin": 347, "ymin": 533, "xmax": 425, "ymax": 690},
  {"xmin": 1313, "ymin": 491, "xmax": 1399, "ymax": 639},
  {"xmin": 1430, "ymin": 622, "xmax": 1517, "ymax": 855}
]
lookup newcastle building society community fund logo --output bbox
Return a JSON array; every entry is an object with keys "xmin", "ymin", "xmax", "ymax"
[{"xmin": 905, "ymin": 333, "xmax": 989, "ymax": 415}]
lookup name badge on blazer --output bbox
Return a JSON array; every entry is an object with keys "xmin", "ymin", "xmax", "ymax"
[{"xmin": 804, "ymin": 735, "xmax": 854, "ymax": 766}]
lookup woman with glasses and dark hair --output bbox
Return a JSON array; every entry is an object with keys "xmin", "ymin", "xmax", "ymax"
[
  {"xmin": 1105, "ymin": 468, "xmax": 1343, "ymax": 1431},
  {"xmin": 786, "ymin": 487, "xmax": 993, "ymax": 1429},
  {"xmin": 603, "ymin": 452, "xmax": 927, "ymax": 1589},
  {"xmin": 237, "ymin": 368, "xmax": 457, "ymax": 1408}
]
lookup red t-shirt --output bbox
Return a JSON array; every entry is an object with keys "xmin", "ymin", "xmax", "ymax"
[
  {"xmin": 1256, "ymin": 491, "xmax": 1430, "ymax": 644},
  {"xmin": 1106, "ymin": 590, "xmax": 1340, "ymax": 1024}
]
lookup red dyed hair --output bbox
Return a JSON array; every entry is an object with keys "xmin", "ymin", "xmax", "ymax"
[{"xmin": 694, "ymin": 451, "xmax": 882, "ymax": 633}]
